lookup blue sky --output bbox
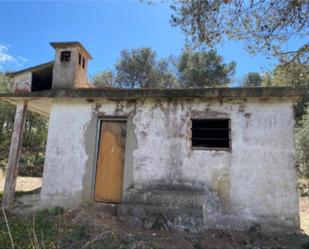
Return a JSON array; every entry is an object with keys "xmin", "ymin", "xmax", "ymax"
[{"xmin": 0, "ymin": 1, "xmax": 304, "ymax": 84}]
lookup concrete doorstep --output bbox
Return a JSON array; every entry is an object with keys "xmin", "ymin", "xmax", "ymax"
[{"xmin": 117, "ymin": 189, "xmax": 205, "ymax": 232}]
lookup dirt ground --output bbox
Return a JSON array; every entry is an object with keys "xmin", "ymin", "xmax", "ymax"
[
  {"xmin": 0, "ymin": 176, "xmax": 42, "ymax": 192},
  {"xmin": 300, "ymin": 197, "xmax": 309, "ymax": 235},
  {"xmin": 0, "ymin": 177, "xmax": 308, "ymax": 248},
  {"xmin": 2, "ymin": 176, "xmax": 308, "ymax": 235},
  {"xmin": 50, "ymin": 203, "xmax": 309, "ymax": 249}
]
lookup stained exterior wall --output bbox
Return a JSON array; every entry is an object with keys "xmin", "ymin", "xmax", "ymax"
[
  {"xmin": 52, "ymin": 47, "xmax": 89, "ymax": 89},
  {"xmin": 40, "ymin": 98, "xmax": 299, "ymax": 231},
  {"xmin": 13, "ymin": 72, "xmax": 32, "ymax": 93}
]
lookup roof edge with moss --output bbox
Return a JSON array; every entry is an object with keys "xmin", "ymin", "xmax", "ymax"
[{"xmin": 0, "ymin": 87, "xmax": 306, "ymax": 100}]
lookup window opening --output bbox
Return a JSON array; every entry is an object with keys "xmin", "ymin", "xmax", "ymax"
[
  {"xmin": 82, "ymin": 57, "xmax": 85, "ymax": 69},
  {"xmin": 191, "ymin": 119, "xmax": 230, "ymax": 149},
  {"xmin": 78, "ymin": 53, "xmax": 82, "ymax": 65},
  {"xmin": 60, "ymin": 51, "xmax": 71, "ymax": 62}
]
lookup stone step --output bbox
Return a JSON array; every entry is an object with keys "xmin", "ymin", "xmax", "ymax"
[
  {"xmin": 122, "ymin": 189, "xmax": 205, "ymax": 209},
  {"xmin": 117, "ymin": 203, "xmax": 204, "ymax": 232}
]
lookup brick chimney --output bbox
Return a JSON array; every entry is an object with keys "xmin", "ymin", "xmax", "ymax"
[{"xmin": 50, "ymin": 42, "xmax": 93, "ymax": 89}]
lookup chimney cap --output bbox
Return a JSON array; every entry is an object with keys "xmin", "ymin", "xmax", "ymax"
[{"xmin": 50, "ymin": 41, "xmax": 93, "ymax": 59}]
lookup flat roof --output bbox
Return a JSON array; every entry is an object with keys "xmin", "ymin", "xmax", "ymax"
[
  {"xmin": 0, "ymin": 87, "xmax": 305, "ymax": 100},
  {"xmin": 6, "ymin": 61, "xmax": 54, "ymax": 77},
  {"xmin": 50, "ymin": 41, "xmax": 93, "ymax": 59}
]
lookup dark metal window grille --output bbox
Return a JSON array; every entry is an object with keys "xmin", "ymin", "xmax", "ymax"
[
  {"xmin": 60, "ymin": 51, "xmax": 71, "ymax": 62},
  {"xmin": 191, "ymin": 119, "xmax": 230, "ymax": 149}
]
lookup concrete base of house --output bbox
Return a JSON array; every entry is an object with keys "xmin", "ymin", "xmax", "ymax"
[
  {"xmin": 117, "ymin": 188, "xmax": 205, "ymax": 232},
  {"xmin": 118, "ymin": 188, "xmax": 300, "ymax": 233}
]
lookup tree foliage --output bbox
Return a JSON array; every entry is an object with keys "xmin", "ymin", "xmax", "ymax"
[
  {"xmin": 0, "ymin": 73, "xmax": 48, "ymax": 176},
  {"xmin": 0, "ymin": 73, "xmax": 12, "ymax": 92},
  {"xmin": 271, "ymin": 62, "xmax": 309, "ymax": 87},
  {"xmin": 259, "ymin": 61, "xmax": 309, "ymax": 87},
  {"xmin": 0, "ymin": 73, "xmax": 15, "ymax": 158},
  {"xmin": 260, "ymin": 61, "xmax": 309, "ymax": 120},
  {"xmin": 92, "ymin": 48, "xmax": 177, "ymax": 88},
  {"xmin": 0, "ymin": 102, "xmax": 15, "ymax": 153},
  {"xmin": 91, "ymin": 70, "xmax": 115, "ymax": 88},
  {"xmin": 242, "ymin": 72, "xmax": 263, "ymax": 87},
  {"xmin": 170, "ymin": 0, "xmax": 309, "ymax": 61},
  {"xmin": 115, "ymin": 48, "xmax": 177, "ymax": 88},
  {"xmin": 92, "ymin": 47, "xmax": 236, "ymax": 88},
  {"xmin": 176, "ymin": 49, "xmax": 236, "ymax": 87}
]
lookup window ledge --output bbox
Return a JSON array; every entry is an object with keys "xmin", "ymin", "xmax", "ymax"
[{"xmin": 191, "ymin": 147, "xmax": 231, "ymax": 152}]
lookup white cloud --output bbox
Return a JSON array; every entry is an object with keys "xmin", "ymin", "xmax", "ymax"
[
  {"xmin": 15, "ymin": 56, "xmax": 28, "ymax": 66},
  {"xmin": 0, "ymin": 44, "xmax": 28, "ymax": 69},
  {"xmin": 0, "ymin": 45, "xmax": 14, "ymax": 63}
]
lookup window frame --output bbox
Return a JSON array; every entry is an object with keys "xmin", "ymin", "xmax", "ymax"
[
  {"xmin": 190, "ymin": 118, "xmax": 231, "ymax": 151},
  {"xmin": 60, "ymin": 51, "xmax": 71, "ymax": 62}
]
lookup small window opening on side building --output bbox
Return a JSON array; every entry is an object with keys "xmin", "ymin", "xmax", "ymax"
[
  {"xmin": 82, "ymin": 57, "xmax": 85, "ymax": 69},
  {"xmin": 191, "ymin": 119, "xmax": 230, "ymax": 150},
  {"xmin": 60, "ymin": 51, "xmax": 71, "ymax": 62},
  {"xmin": 78, "ymin": 53, "xmax": 82, "ymax": 65}
]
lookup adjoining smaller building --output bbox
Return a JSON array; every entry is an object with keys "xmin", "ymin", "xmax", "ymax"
[{"xmin": 0, "ymin": 42, "xmax": 303, "ymax": 232}]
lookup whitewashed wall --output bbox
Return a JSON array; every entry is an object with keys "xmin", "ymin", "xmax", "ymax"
[{"xmin": 40, "ymin": 98, "xmax": 299, "ymax": 230}]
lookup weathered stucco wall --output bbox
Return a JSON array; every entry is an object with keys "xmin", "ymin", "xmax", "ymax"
[
  {"xmin": 13, "ymin": 72, "xmax": 32, "ymax": 93},
  {"xmin": 41, "ymin": 101, "xmax": 93, "ymax": 206},
  {"xmin": 41, "ymin": 97, "xmax": 299, "ymax": 231},
  {"xmin": 52, "ymin": 47, "xmax": 90, "ymax": 90}
]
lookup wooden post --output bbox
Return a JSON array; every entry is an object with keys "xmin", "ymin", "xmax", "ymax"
[{"xmin": 2, "ymin": 101, "xmax": 28, "ymax": 208}]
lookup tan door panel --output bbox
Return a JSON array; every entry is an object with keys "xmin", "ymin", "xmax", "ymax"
[{"xmin": 94, "ymin": 121, "xmax": 126, "ymax": 203}]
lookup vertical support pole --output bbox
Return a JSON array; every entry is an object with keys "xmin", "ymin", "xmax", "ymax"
[{"xmin": 2, "ymin": 101, "xmax": 28, "ymax": 208}]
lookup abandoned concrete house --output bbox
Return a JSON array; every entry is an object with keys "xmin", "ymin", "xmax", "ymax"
[{"xmin": 0, "ymin": 42, "xmax": 302, "ymax": 232}]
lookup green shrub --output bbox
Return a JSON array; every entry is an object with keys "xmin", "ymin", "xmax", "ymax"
[{"xmin": 0, "ymin": 96, "xmax": 48, "ymax": 178}]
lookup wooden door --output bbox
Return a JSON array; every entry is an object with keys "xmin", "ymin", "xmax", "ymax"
[{"xmin": 94, "ymin": 121, "xmax": 126, "ymax": 203}]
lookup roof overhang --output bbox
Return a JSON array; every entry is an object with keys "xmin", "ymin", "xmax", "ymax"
[
  {"xmin": 0, "ymin": 87, "xmax": 306, "ymax": 117},
  {"xmin": 0, "ymin": 87, "xmax": 305, "ymax": 99},
  {"xmin": 4, "ymin": 98, "xmax": 52, "ymax": 117}
]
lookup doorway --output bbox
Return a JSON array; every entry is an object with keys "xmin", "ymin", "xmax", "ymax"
[{"xmin": 94, "ymin": 120, "xmax": 126, "ymax": 203}]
